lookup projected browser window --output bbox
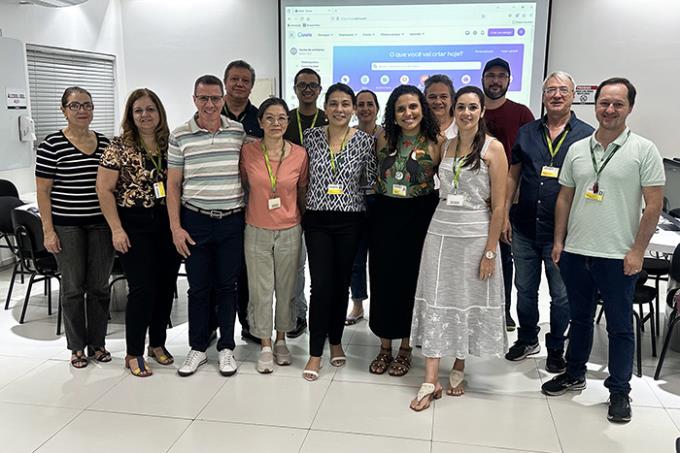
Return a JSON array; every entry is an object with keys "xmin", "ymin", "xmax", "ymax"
[{"xmin": 283, "ymin": 2, "xmax": 540, "ymax": 113}]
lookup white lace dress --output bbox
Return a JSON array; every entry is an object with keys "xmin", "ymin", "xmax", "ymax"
[{"xmin": 410, "ymin": 138, "xmax": 507, "ymax": 358}]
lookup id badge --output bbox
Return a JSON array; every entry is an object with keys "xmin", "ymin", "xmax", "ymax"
[
  {"xmin": 585, "ymin": 186, "xmax": 604, "ymax": 201},
  {"xmin": 392, "ymin": 184, "xmax": 407, "ymax": 197},
  {"xmin": 153, "ymin": 181, "xmax": 166, "ymax": 199},
  {"xmin": 268, "ymin": 197, "xmax": 281, "ymax": 210},
  {"xmin": 327, "ymin": 184, "xmax": 344, "ymax": 195},
  {"xmin": 540, "ymin": 166, "xmax": 560, "ymax": 178},
  {"xmin": 446, "ymin": 193, "xmax": 465, "ymax": 206}
]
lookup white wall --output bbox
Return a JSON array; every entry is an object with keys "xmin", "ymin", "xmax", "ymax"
[{"xmin": 548, "ymin": 0, "xmax": 680, "ymax": 158}]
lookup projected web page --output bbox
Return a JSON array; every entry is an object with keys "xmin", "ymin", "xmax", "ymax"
[{"xmin": 281, "ymin": 1, "xmax": 546, "ymax": 115}]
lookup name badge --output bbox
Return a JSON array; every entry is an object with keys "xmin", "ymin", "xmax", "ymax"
[
  {"xmin": 268, "ymin": 197, "xmax": 281, "ymax": 210},
  {"xmin": 153, "ymin": 181, "xmax": 166, "ymax": 199},
  {"xmin": 446, "ymin": 193, "xmax": 465, "ymax": 206},
  {"xmin": 541, "ymin": 166, "xmax": 560, "ymax": 178},
  {"xmin": 327, "ymin": 184, "xmax": 344, "ymax": 195},
  {"xmin": 585, "ymin": 187, "xmax": 604, "ymax": 202},
  {"xmin": 392, "ymin": 184, "xmax": 407, "ymax": 197}
]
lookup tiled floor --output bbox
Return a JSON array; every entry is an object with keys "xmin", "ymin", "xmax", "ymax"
[{"xmin": 0, "ymin": 267, "xmax": 679, "ymax": 453}]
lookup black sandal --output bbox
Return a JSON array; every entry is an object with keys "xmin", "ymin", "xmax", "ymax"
[
  {"xmin": 369, "ymin": 348, "xmax": 393, "ymax": 375},
  {"xmin": 70, "ymin": 351, "xmax": 88, "ymax": 369},
  {"xmin": 388, "ymin": 347, "xmax": 412, "ymax": 377},
  {"xmin": 88, "ymin": 346, "xmax": 112, "ymax": 363}
]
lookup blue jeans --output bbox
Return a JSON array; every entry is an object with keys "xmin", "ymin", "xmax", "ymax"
[
  {"xmin": 182, "ymin": 208, "xmax": 244, "ymax": 352},
  {"xmin": 512, "ymin": 228, "xmax": 569, "ymax": 350},
  {"xmin": 560, "ymin": 251, "xmax": 638, "ymax": 395}
]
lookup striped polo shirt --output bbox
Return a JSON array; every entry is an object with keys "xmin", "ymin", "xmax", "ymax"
[
  {"xmin": 168, "ymin": 114, "xmax": 245, "ymax": 211},
  {"xmin": 35, "ymin": 130, "xmax": 109, "ymax": 226}
]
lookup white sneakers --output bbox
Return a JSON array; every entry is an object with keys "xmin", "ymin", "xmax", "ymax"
[
  {"xmin": 177, "ymin": 349, "xmax": 238, "ymax": 377},
  {"xmin": 177, "ymin": 350, "xmax": 207, "ymax": 377},
  {"xmin": 218, "ymin": 349, "xmax": 238, "ymax": 376}
]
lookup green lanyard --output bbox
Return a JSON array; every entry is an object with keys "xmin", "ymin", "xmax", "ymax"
[
  {"xmin": 452, "ymin": 139, "xmax": 468, "ymax": 193},
  {"xmin": 297, "ymin": 109, "xmax": 319, "ymax": 144},
  {"xmin": 544, "ymin": 127, "xmax": 569, "ymax": 166},
  {"xmin": 589, "ymin": 131, "xmax": 630, "ymax": 192},
  {"xmin": 328, "ymin": 127, "xmax": 350, "ymax": 175},
  {"xmin": 140, "ymin": 138, "xmax": 163, "ymax": 179},
  {"xmin": 261, "ymin": 142, "xmax": 286, "ymax": 194}
]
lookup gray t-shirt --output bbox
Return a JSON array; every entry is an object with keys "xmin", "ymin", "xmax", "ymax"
[{"xmin": 559, "ymin": 128, "xmax": 665, "ymax": 259}]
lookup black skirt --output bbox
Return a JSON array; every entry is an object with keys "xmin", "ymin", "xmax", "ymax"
[{"xmin": 368, "ymin": 192, "xmax": 438, "ymax": 339}]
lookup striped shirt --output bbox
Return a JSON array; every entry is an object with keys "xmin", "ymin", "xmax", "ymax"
[
  {"xmin": 35, "ymin": 130, "xmax": 109, "ymax": 226},
  {"xmin": 168, "ymin": 115, "xmax": 245, "ymax": 211}
]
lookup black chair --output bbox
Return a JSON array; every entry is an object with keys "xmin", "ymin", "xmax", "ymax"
[
  {"xmin": 644, "ymin": 256, "xmax": 670, "ymax": 333},
  {"xmin": 654, "ymin": 243, "xmax": 680, "ymax": 379},
  {"xmin": 11, "ymin": 206, "xmax": 62, "ymax": 334},
  {"xmin": 1, "ymin": 196, "xmax": 29, "ymax": 309},
  {"xmin": 0, "ymin": 179, "xmax": 19, "ymax": 198}
]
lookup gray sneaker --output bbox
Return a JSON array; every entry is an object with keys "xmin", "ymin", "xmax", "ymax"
[
  {"xmin": 257, "ymin": 348, "xmax": 275, "ymax": 374},
  {"xmin": 273, "ymin": 341, "xmax": 292, "ymax": 366},
  {"xmin": 177, "ymin": 350, "xmax": 207, "ymax": 377}
]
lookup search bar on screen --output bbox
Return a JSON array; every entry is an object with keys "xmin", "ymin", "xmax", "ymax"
[{"xmin": 371, "ymin": 61, "xmax": 482, "ymax": 70}]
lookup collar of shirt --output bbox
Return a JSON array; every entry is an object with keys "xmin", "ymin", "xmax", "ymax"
[
  {"xmin": 223, "ymin": 101, "xmax": 254, "ymax": 122},
  {"xmin": 540, "ymin": 111, "xmax": 577, "ymax": 133},
  {"xmin": 589, "ymin": 126, "xmax": 631, "ymax": 152},
  {"xmin": 188, "ymin": 113, "xmax": 237, "ymax": 134}
]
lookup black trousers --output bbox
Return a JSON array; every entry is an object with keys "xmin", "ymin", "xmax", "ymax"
[
  {"xmin": 118, "ymin": 207, "xmax": 181, "ymax": 357},
  {"xmin": 303, "ymin": 210, "xmax": 363, "ymax": 357}
]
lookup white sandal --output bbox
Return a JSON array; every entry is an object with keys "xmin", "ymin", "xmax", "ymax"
[
  {"xmin": 410, "ymin": 382, "xmax": 442, "ymax": 412},
  {"xmin": 448, "ymin": 369, "xmax": 465, "ymax": 396}
]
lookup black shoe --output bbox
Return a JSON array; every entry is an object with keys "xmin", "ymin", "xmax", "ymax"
[
  {"xmin": 505, "ymin": 312, "xmax": 516, "ymax": 332},
  {"xmin": 505, "ymin": 341, "xmax": 540, "ymax": 361},
  {"xmin": 287, "ymin": 317, "xmax": 307, "ymax": 339},
  {"xmin": 241, "ymin": 328, "xmax": 262, "ymax": 345},
  {"xmin": 546, "ymin": 349, "xmax": 567, "ymax": 374},
  {"xmin": 541, "ymin": 372, "xmax": 586, "ymax": 396},
  {"xmin": 608, "ymin": 392, "xmax": 632, "ymax": 424}
]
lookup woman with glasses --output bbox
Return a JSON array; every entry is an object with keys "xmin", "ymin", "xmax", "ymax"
[
  {"xmin": 346, "ymin": 89, "xmax": 383, "ymax": 325},
  {"xmin": 35, "ymin": 86, "xmax": 115, "ymax": 369},
  {"xmin": 409, "ymin": 86, "xmax": 508, "ymax": 411},
  {"xmin": 302, "ymin": 83, "xmax": 377, "ymax": 381},
  {"xmin": 368, "ymin": 85, "xmax": 442, "ymax": 378},
  {"xmin": 97, "ymin": 88, "xmax": 181, "ymax": 377},
  {"xmin": 240, "ymin": 98, "xmax": 309, "ymax": 373},
  {"xmin": 424, "ymin": 74, "xmax": 458, "ymax": 139}
]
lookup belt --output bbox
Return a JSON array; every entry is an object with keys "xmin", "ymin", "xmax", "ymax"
[{"xmin": 182, "ymin": 202, "xmax": 244, "ymax": 219}]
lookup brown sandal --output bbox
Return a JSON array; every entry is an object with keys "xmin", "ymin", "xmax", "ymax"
[
  {"xmin": 148, "ymin": 346, "xmax": 174, "ymax": 366},
  {"xmin": 70, "ymin": 351, "xmax": 88, "ymax": 369},
  {"xmin": 369, "ymin": 347, "xmax": 393, "ymax": 375},
  {"xmin": 88, "ymin": 346, "xmax": 112, "ymax": 363},
  {"xmin": 388, "ymin": 346, "xmax": 412, "ymax": 377}
]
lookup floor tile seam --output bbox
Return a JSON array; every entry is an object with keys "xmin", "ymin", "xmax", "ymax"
[
  {"xmin": 540, "ymin": 393, "xmax": 566, "ymax": 453},
  {"xmin": 306, "ymin": 426, "xmax": 433, "ymax": 442},
  {"xmin": 30, "ymin": 406, "xmax": 86, "ymax": 453},
  {"xmin": 190, "ymin": 374, "xmax": 232, "ymax": 420},
  {"xmin": 162, "ymin": 418, "xmax": 195, "ymax": 453},
  {"xmin": 660, "ymin": 405, "xmax": 680, "ymax": 433},
  {"xmin": 192, "ymin": 417, "xmax": 314, "ymax": 432},
  {"xmin": 303, "ymin": 366, "xmax": 336, "ymax": 431},
  {"xmin": 432, "ymin": 438, "xmax": 559, "ymax": 453},
  {"xmin": 83, "ymin": 406, "xmax": 197, "ymax": 422},
  {"xmin": 81, "ymin": 369, "xmax": 133, "ymax": 411},
  {"xmin": 0, "ymin": 358, "xmax": 48, "ymax": 391}
]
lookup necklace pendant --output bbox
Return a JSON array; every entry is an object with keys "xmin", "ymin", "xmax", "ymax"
[{"xmin": 395, "ymin": 171, "xmax": 404, "ymax": 181}]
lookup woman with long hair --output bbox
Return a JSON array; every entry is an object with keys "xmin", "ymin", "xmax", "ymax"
[
  {"xmin": 409, "ymin": 85, "xmax": 508, "ymax": 411},
  {"xmin": 368, "ymin": 85, "xmax": 443, "ymax": 377},
  {"xmin": 97, "ymin": 88, "xmax": 181, "ymax": 377}
]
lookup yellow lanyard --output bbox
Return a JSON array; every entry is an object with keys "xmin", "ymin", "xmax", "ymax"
[
  {"xmin": 544, "ymin": 127, "xmax": 569, "ymax": 166},
  {"xmin": 297, "ymin": 109, "xmax": 319, "ymax": 144},
  {"xmin": 328, "ymin": 127, "xmax": 350, "ymax": 176},
  {"xmin": 262, "ymin": 142, "xmax": 285, "ymax": 193}
]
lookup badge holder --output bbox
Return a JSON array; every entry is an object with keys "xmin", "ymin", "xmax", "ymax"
[
  {"xmin": 327, "ymin": 184, "xmax": 344, "ymax": 195},
  {"xmin": 153, "ymin": 181, "xmax": 166, "ymax": 199},
  {"xmin": 541, "ymin": 166, "xmax": 560, "ymax": 178}
]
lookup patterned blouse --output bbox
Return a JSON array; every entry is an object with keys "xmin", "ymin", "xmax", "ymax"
[
  {"xmin": 303, "ymin": 127, "xmax": 377, "ymax": 212},
  {"xmin": 376, "ymin": 134, "xmax": 436, "ymax": 198},
  {"xmin": 99, "ymin": 137, "xmax": 168, "ymax": 208}
]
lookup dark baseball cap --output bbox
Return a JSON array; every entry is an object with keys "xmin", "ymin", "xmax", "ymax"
[{"xmin": 483, "ymin": 58, "xmax": 511, "ymax": 76}]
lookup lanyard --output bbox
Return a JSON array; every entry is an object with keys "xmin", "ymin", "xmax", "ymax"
[
  {"xmin": 589, "ymin": 131, "xmax": 630, "ymax": 191},
  {"xmin": 261, "ymin": 142, "xmax": 286, "ymax": 194},
  {"xmin": 544, "ymin": 127, "xmax": 569, "ymax": 165},
  {"xmin": 297, "ymin": 109, "xmax": 319, "ymax": 144},
  {"xmin": 328, "ymin": 126, "xmax": 350, "ymax": 175},
  {"xmin": 140, "ymin": 138, "xmax": 163, "ymax": 177},
  {"xmin": 452, "ymin": 139, "xmax": 468, "ymax": 192}
]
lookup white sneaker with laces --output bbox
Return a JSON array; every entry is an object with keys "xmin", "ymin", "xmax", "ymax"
[
  {"xmin": 218, "ymin": 349, "xmax": 238, "ymax": 376},
  {"xmin": 177, "ymin": 350, "xmax": 207, "ymax": 377}
]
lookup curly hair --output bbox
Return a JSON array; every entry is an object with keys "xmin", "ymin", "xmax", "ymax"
[
  {"xmin": 121, "ymin": 88, "xmax": 170, "ymax": 153},
  {"xmin": 382, "ymin": 85, "xmax": 439, "ymax": 154},
  {"xmin": 453, "ymin": 85, "xmax": 488, "ymax": 172}
]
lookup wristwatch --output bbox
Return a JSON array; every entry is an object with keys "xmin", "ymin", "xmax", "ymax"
[{"xmin": 484, "ymin": 250, "xmax": 497, "ymax": 259}]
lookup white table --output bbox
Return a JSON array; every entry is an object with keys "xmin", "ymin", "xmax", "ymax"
[{"xmin": 648, "ymin": 216, "xmax": 680, "ymax": 255}]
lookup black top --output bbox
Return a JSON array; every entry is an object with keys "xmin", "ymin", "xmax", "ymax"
[
  {"xmin": 35, "ymin": 130, "xmax": 110, "ymax": 226},
  {"xmin": 510, "ymin": 112, "xmax": 595, "ymax": 243},
  {"xmin": 283, "ymin": 108, "xmax": 329, "ymax": 146},
  {"xmin": 222, "ymin": 101, "xmax": 263, "ymax": 138}
]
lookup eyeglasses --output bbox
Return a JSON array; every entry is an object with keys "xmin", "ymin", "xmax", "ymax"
[
  {"xmin": 66, "ymin": 102, "xmax": 94, "ymax": 111},
  {"xmin": 483, "ymin": 73, "xmax": 509, "ymax": 81},
  {"xmin": 195, "ymin": 95, "xmax": 223, "ymax": 104},
  {"xmin": 295, "ymin": 82, "xmax": 320, "ymax": 91},
  {"xmin": 262, "ymin": 116, "xmax": 289, "ymax": 126},
  {"xmin": 543, "ymin": 87, "xmax": 572, "ymax": 95}
]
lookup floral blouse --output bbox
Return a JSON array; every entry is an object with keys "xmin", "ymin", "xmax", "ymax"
[
  {"xmin": 99, "ymin": 137, "xmax": 168, "ymax": 208},
  {"xmin": 376, "ymin": 134, "xmax": 436, "ymax": 198}
]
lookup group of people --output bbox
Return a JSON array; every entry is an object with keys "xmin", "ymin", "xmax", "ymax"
[{"xmin": 33, "ymin": 57, "xmax": 665, "ymax": 424}]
